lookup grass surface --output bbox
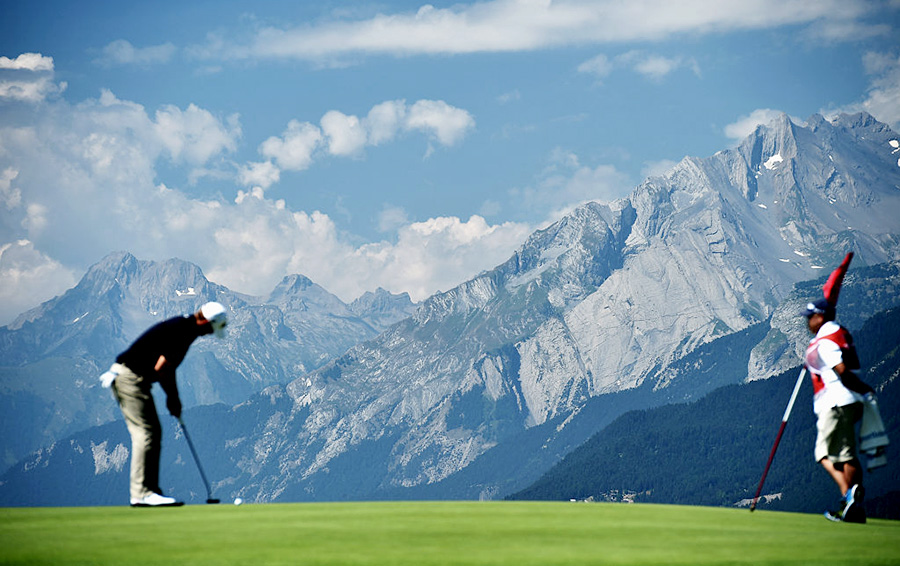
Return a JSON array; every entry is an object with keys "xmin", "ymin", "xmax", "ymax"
[{"xmin": 2, "ymin": 501, "xmax": 898, "ymax": 565}]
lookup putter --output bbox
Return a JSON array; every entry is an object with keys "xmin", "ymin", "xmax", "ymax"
[{"xmin": 177, "ymin": 417, "xmax": 220, "ymax": 504}]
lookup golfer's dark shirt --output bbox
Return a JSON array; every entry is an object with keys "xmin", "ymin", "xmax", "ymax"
[{"xmin": 116, "ymin": 316, "xmax": 201, "ymax": 381}]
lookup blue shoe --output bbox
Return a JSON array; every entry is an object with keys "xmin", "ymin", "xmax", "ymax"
[
  {"xmin": 824, "ymin": 510, "xmax": 843, "ymax": 522},
  {"xmin": 842, "ymin": 485, "xmax": 866, "ymax": 524}
]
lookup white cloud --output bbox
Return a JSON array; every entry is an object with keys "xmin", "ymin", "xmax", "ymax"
[
  {"xmin": 578, "ymin": 50, "xmax": 701, "ymax": 82},
  {"xmin": 803, "ymin": 17, "xmax": 892, "ymax": 43},
  {"xmin": 245, "ymin": 99, "xmax": 474, "ymax": 190},
  {"xmin": 0, "ymin": 240, "xmax": 77, "ymax": 326},
  {"xmin": 154, "ymin": 104, "xmax": 241, "ymax": 165},
  {"xmin": 0, "ymin": 53, "xmax": 65, "ymax": 103},
  {"xmin": 259, "ymin": 119, "xmax": 323, "ymax": 171},
  {"xmin": 0, "ymin": 167, "xmax": 22, "ymax": 209},
  {"xmin": 93, "ymin": 39, "xmax": 177, "ymax": 67},
  {"xmin": 22, "ymin": 203, "xmax": 49, "ymax": 233},
  {"xmin": 191, "ymin": 0, "xmax": 876, "ymax": 63},
  {"xmin": 238, "ymin": 161, "xmax": 281, "ymax": 190},
  {"xmin": 349, "ymin": 215, "xmax": 532, "ymax": 301},
  {"xmin": 377, "ymin": 205, "xmax": 409, "ymax": 233},
  {"xmin": 321, "ymin": 110, "xmax": 368, "ymax": 156},
  {"xmin": 630, "ymin": 54, "xmax": 700, "ymax": 80},
  {"xmin": 577, "ymin": 54, "xmax": 614, "ymax": 79},
  {"xmin": 0, "ymin": 53, "xmax": 55, "ymax": 71},
  {"xmin": 724, "ymin": 108, "xmax": 787, "ymax": 141},
  {"xmin": 365, "ymin": 100, "xmax": 406, "ymax": 145},
  {"xmin": 0, "ymin": 78, "xmax": 62, "ymax": 102},
  {"xmin": 405, "ymin": 100, "xmax": 475, "ymax": 146}
]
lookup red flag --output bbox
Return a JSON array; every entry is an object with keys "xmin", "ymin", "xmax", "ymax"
[{"xmin": 823, "ymin": 252, "xmax": 853, "ymax": 306}]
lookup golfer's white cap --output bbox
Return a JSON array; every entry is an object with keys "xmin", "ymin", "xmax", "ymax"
[{"xmin": 200, "ymin": 301, "xmax": 228, "ymax": 338}]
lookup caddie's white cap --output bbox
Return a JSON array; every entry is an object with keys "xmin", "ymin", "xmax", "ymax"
[{"xmin": 200, "ymin": 301, "xmax": 228, "ymax": 338}]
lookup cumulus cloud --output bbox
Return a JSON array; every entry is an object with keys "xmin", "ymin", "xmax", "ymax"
[
  {"xmin": 241, "ymin": 99, "xmax": 474, "ymax": 190},
  {"xmin": 154, "ymin": 104, "xmax": 241, "ymax": 165},
  {"xmin": 0, "ymin": 53, "xmax": 66, "ymax": 103},
  {"xmin": 189, "ymin": 0, "xmax": 878, "ymax": 63},
  {"xmin": 259, "ymin": 119, "xmax": 323, "ymax": 171},
  {"xmin": 365, "ymin": 100, "xmax": 406, "ymax": 145},
  {"xmin": 238, "ymin": 161, "xmax": 281, "ymax": 191},
  {"xmin": 0, "ymin": 53, "xmax": 54, "ymax": 71},
  {"xmin": 349, "ymin": 215, "xmax": 531, "ymax": 301},
  {"xmin": 93, "ymin": 39, "xmax": 177, "ymax": 68},
  {"xmin": 405, "ymin": 100, "xmax": 476, "ymax": 146},
  {"xmin": 321, "ymin": 110, "xmax": 368, "ymax": 156}
]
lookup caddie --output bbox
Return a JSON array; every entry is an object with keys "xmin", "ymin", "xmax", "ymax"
[{"xmin": 801, "ymin": 297, "xmax": 874, "ymax": 523}]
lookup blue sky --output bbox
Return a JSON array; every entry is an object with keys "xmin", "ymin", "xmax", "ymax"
[{"xmin": 1, "ymin": 0, "xmax": 899, "ymax": 324}]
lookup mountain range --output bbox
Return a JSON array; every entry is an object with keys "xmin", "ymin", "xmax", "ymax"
[
  {"xmin": 1, "ymin": 112, "xmax": 899, "ymax": 506},
  {"xmin": 0, "ymin": 253, "xmax": 415, "ymax": 468}
]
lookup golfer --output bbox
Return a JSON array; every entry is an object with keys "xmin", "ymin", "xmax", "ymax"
[
  {"xmin": 802, "ymin": 297, "xmax": 874, "ymax": 523},
  {"xmin": 101, "ymin": 302, "xmax": 228, "ymax": 507}
]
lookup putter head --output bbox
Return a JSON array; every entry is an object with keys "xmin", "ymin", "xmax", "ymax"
[{"xmin": 207, "ymin": 498, "xmax": 220, "ymax": 504}]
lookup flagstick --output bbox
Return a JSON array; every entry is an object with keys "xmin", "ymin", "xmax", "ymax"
[{"xmin": 750, "ymin": 368, "xmax": 806, "ymax": 511}]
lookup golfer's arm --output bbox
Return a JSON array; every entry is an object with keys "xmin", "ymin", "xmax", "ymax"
[{"xmin": 155, "ymin": 355, "xmax": 179, "ymax": 397}]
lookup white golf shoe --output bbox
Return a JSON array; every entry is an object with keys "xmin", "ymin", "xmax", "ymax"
[{"xmin": 130, "ymin": 493, "xmax": 182, "ymax": 507}]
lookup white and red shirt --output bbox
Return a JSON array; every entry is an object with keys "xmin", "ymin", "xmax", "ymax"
[{"xmin": 805, "ymin": 321, "xmax": 863, "ymax": 415}]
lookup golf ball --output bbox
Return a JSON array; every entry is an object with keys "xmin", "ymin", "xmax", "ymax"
[{"xmin": 234, "ymin": 497, "xmax": 243, "ymax": 506}]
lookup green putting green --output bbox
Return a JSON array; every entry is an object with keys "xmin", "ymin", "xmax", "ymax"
[{"xmin": 2, "ymin": 501, "xmax": 898, "ymax": 565}]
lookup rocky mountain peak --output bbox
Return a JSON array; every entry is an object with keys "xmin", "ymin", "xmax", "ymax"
[
  {"xmin": 349, "ymin": 288, "xmax": 418, "ymax": 332},
  {"xmin": 266, "ymin": 273, "xmax": 354, "ymax": 317}
]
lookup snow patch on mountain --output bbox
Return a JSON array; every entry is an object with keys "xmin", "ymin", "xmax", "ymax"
[{"xmin": 764, "ymin": 154, "xmax": 783, "ymax": 170}]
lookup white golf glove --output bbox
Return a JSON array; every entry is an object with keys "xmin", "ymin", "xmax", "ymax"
[{"xmin": 100, "ymin": 368, "xmax": 118, "ymax": 388}]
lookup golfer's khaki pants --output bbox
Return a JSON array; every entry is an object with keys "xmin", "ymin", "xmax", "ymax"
[{"xmin": 110, "ymin": 364, "xmax": 161, "ymax": 501}]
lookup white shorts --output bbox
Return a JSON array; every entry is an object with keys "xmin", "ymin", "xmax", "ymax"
[{"xmin": 815, "ymin": 402, "xmax": 863, "ymax": 463}]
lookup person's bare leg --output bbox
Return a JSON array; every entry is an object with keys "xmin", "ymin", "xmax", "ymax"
[
  {"xmin": 820, "ymin": 458, "xmax": 851, "ymax": 496},
  {"xmin": 842, "ymin": 459, "xmax": 862, "ymax": 490}
]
